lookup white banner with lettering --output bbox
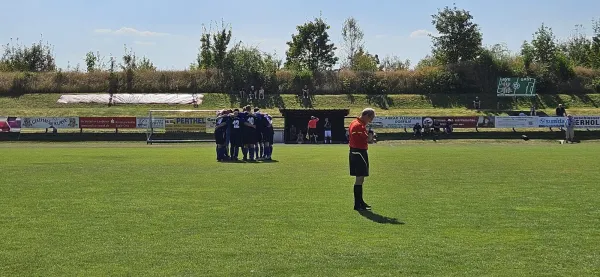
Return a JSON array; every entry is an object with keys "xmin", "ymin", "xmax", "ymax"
[
  {"xmin": 21, "ymin": 117, "xmax": 80, "ymax": 129},
  {"xmin": 538, "ymin": 117, "xmax": 566, "ymax": 128},
  {"xmin": 136, "ymin": 117, "xmax": 166, "ymax": 128},
  {"xmin": 574, "ymin": 116, "xmax": 600, "ymax": 129},
  {"xmin": 370, "ymin": 116, "xmax": 422, "ymax": 128},
  {"xmin": 494, "ymin": 116, "xmax": 538, "ymax": 128}
]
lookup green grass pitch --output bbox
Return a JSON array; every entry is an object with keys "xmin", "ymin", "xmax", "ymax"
[{"xmin": 1, "ymin": 142, "xmax": 599, "ymax": 276}]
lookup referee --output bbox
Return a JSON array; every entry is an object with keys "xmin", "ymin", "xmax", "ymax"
[{"xmin": 349, "ymin": 108, "xmax": 376, "ymax": 211}]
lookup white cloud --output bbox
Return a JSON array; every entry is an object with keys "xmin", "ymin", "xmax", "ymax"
[
  {"xmin": 94, "ymin": 27, "xmax": 169, "ymax": 37},
  {"xmin": 410, "ymin": 29, "xmax": 436, "ymax": 38},
  {"xmin": 134, "ymin": 41, "xmax": 156, "ymax": 46}
]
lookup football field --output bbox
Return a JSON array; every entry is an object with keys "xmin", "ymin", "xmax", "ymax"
[{"xmin": 1, "ymin": 142, "xmax": 599, "ymax": 276}]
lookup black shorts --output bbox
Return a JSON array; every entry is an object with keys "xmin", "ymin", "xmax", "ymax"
[
  {"xmin": 214, "ymin": 130, "xmax": 226, "ymax": 145},
  {"xmin": 308, "ymin": 128, "xmax": 317, "ymax": 136},
  {"xmin": 349, "ymin": 148, "xmax": 369, "ymax": 177},
  {"xmin": 262, "ymin": 130, "xmax": 274, "ymax": 144},
  {"xmin": 255, "ymin": 131, "xmax": 263, "ymax": 143},
  {"xmin": 230, "ymin": 132, "xmax": 243, "ymax": 147},
  {"xmin": 243, "ymin": 129, "xmax": 258, "ymax": 145}
]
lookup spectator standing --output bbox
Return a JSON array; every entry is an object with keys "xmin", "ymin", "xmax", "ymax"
[
  {"xmin": 258, "ymin": 86, "xmax": 265, "ymax": 100},
  {"xmin": 413, "ymin": 123, "xmax": 423, "ymax": 137},
  {"xmin": 445, "ymin": 119, "xmax": 454, "ymax": 134},
  {"xmin": 248, "ymin": 86, "xmax": 256, "ymax": 101},
  {"xmin": 302, "ymin": 85, "xmax": 310, "ymax": 99},
  {"xmin": 556, "ymin": 104, "xmax": 566, "ymax": 117},
  {"xmin": 307, "ymin": 116, "xmax": 319, "ymax": 143},
  {"xmin": 239, "ymin": 88, "xmax": 246, "ymax": 100},
  {"xmin": 556, "ymin": 104, "xmax": 567, "ymax": 131},
  {"xmin": 289, "ymin": 125, "xmax": 297, "ymax": 143},
  {"xmin": 564, "ymin": 114, "xmax": 576, "ymax": 143},
  {"xmin": 530, "ymin": 103, "xmax": 537, "ymax": 116},
  {"xmin": 473, "ymin": 97, "xmax": 481, "ymax": 110},
  {"xmin": 323, "ymin": 118, "xmax": 332, "ymax": 144}
]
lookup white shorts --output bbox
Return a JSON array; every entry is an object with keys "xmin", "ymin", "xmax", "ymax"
[{"xmin": 324, "ymin": 130, "xmax": 332, "ymax": 137}]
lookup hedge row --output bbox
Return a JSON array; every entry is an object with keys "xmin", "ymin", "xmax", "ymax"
[{"xmin": 1, "ymin": 64, "xmax": 599, "ymax": 96}]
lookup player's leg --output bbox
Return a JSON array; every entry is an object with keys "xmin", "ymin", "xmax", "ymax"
[{"xmin": 350, "ymin": 149, "xmax": 370, "ymax": 210}]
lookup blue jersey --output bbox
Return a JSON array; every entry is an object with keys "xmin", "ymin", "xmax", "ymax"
[
  {"xmin": 215, "ymin": 116, "xmax": 228, "ymax": 132},
  {"xmin": 264, "ymin": 115, "xmax": 274, "ymax": 132},
  {"xmin": 243, "ymin": 112, "xmax": 257, "ymax": 131},
  {"xmin": 229, "ymin": 115, "xmax": 245, "ymax": 132},
  {"xmin": 254, "ymin": 112, "xmax": 264, "ymax": 132}
]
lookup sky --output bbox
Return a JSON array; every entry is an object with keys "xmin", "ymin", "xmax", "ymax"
[{"xmin": 1, "ymin": 0, "xmax": 599, "ymax": 70}]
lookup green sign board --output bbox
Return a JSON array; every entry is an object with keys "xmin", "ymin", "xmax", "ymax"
[{"xmin": 496, "ymin": 77, "xmax": 536, "ymax": 97}]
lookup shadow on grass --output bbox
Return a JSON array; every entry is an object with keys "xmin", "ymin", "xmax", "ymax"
[{"xmin": 358, "ymin": 210, "xmax": 405, "ymax": 225}]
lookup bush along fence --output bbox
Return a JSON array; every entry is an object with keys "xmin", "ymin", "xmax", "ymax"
[{"xmin": 1, "ymin": 63, "xmax": 600, "ymax": 96}]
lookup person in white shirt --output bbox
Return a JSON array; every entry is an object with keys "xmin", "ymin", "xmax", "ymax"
[{"xmin": 258, "ymin": 86, "xmax": 265, "ymax": 99}]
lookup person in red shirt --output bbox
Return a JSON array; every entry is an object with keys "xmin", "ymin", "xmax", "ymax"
[
  {"xmin": 307, "ymin": 116, "xmax": 319, "ymax": 144},
  {"xmin": 349, "ymin": 108, "xmax": 376, "ymax": 211}
]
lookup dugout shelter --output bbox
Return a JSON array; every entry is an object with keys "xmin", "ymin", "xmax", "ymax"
[{"xmin": 279, "ymin": 109, "xmax": 349, "ymax": 143}]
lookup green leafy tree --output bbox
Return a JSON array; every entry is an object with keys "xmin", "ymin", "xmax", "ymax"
[
  {"xmin": 591, "ymin": 19, "xmax": 600, "ymax": 69},
  {"xmin": 531, "ymin": 23, "xmax": 558, "ymax": 64},
  {"xmin": 380, "ymin": 55, "xmax": 410, "ymax": 71},
  {"xmin": 137, "ymin": 56, "xmax": 156, "ymax": 71},
  {"xmin": 197, "ymin": 25, "xmax": 214, "ymax": 69},
  {"xmin": 0, "ymin": 37, "xmax": 56, "ymax": 72},
  {"xmin": 285, "ymin": 15, "xmax": 338, "ymax": 71},
  {"xmin": 430, "ymin": 5, "xmax": 483, "ymax": 64},
  {"xmin": 560, "ymin": 25, "xmax": 592, "ymax": 67},
  {"xmin": 520, "ymin": 41, "xmax": 535, "ymax": 70},
  {"xmin": 341, "ymin": 17, "xmax": 364, "ymax": 68},
  {"xmin": 351, "ymin": 47, "xmax": 378, "ymax": 71},
  {"xmin": 212, "ymin": 20, "xmax": 232, "ymax": 69}
]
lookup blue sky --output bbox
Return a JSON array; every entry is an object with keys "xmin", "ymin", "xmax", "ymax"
[{"xmin": 1, "ymin": 0, "xmax": 598, "ymax": 70}]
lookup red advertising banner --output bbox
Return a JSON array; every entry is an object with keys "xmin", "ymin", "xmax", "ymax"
[{"xmin": 79, "ymin": 117, "xmax": 137, "ymax": 128}]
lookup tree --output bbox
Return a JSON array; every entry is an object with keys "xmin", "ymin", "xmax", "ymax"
[
  {"xmin": 591, "ymin": 19, "xmax": 600, "ymax": 69},
  {"xmin": 351, "ymin": 47, "xmax": 378, "ymax": 71},
  {"xmin": 430, "ymin": 5, "xmax": 483, "ymax": 64},
  {"xmin": 137, "ymin": 56, "xmax": 156, "ymax": 71},
  {"xmin": 341, "ymin": 17, "xmax": 364, "ymax": 68},
  {"xmin": 380, "ymin": 55, "xmax": 410, "ymax": 71},
  {"xmin": 560, "ymin": 25, "xmax": 592, "ymax": 67},
  {"xmin": 222, "ymin": 43, "xmax": 281, "ymax": 90},
  {"xmin": 0, "ymin": 37, "xmax": 56, "ymax": 72},
  {"xmin": 212, "ymin": 20, "xmax": 232, "ymax": 69},
  {"xmin": 520, "ymin": 41, "xmax": 535, "ymax": 70},
  {"xmin": 197, "ymin": 25, "xmax": 214, "ymax": 69},
  {"xmin": 285, "ymin": 15, "xmax": 338, "ymax": 71},
  {"xmin": 196, "ymin": 21, "xmax": 232, "ymax": 70},
  {"xmin": 531, "ymin": 23, "xmax": 558, "ymax": 64},
  {"xmin": 85, "ymin": 51, "xmax": 107, "ymax": 72}
]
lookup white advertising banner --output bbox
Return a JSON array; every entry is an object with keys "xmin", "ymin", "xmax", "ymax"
[
  {"xmin": 574, "ymin": 116, "xmax": 600, "ymax": 129},
  {"xmin": 538, "ymin": 117, "xmax": 566, "ymax": 128},
  {"xmin": 21, "ymin": 117, "xmax": 80, "ymax": 129},
  {"xmin": 136, "ymin": 117, "xmax": 166, "ymax": 129},
  {"xmin": 495, "ymin": 116, "xmax": 538, "ymax": 128},
  {"xmin": 370, "ymin": 116, "xmax": 422, "ymax": 128}
]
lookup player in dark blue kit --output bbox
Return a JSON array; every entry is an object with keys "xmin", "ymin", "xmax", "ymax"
[
  {"xmin": 228, "ymin": 109, "xmax": 244, "ymax": 161},
  {"xmin": 214, "ymin": 110, "xmax": 229, "ymax": 161},
  {"xmin": 241, "ymin": 106, "xmax": 258, "ymax": 161},
  {"xmin": 253, "ymin": 108, "xmax": 264, "ymax": 160},
  {"xmin": 262, "ymin": 113, "xmax": 275, "ymax": 160}
]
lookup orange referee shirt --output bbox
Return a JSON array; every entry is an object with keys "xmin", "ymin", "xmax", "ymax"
[{"xmin": 349, "ymin": 117, "xmax": 368, "ymax": 150}]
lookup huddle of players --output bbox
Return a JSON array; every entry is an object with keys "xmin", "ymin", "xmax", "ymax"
[{"xmin": 214, "ymin": 105, "xmax": 274, "ymax": 162}]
